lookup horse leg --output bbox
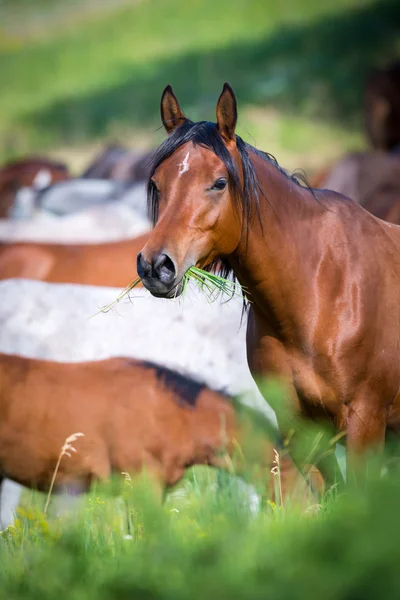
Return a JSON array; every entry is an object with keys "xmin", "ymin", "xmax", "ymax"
[
  {"xmin": 0, "ymin": 479, "xmax": 23, "ymax": 530},
  {"xmin": 51, "ymin": 481, "xmax": 86, "ymax": 519},
  {"xmin": 281, "ymin": 435, "xmax": 343, "ymax": 497},
  {"xmin": 272, "ymin": 405, "xmax": 344, "ymax": 496},
  {"xmin": 345, "ymin": 399, "xmax": 387, "ymax": 486},
  {"xmin": 311, "ymin": 447, "xmax": 345, "ymax": 493}
]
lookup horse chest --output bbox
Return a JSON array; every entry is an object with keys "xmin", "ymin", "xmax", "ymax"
[
  {"xmin": 291, "ymin": 360, "xmax": 339, "ymax": 420},
  {"xmin": 246, "ymin": 317, "xmax": 340, "ymax": 422}
]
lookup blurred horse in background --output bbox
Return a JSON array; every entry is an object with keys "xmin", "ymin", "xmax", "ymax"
[
  {"xmin": 311, "ymin": 60, "xmax": 400, "ymax": 224},
  {"xmin": 364, "ymin": 60, "xmax": 400, "ymax": 153},
  {"xmin": 0, "ymin": 157, "xmax": 70, "ymax": 218},
  {"xmin": 81, "ymin": 144, "xmax": 154, "ymax": 183},
  {"xmin": 317, "ymin": 152, "xmax": 400, "ymax": 224},
  {"xmin": 0, "ymin": 233, "xmax": 149, "ymax": 287},
  {"xmin": 34, "ymin": 179, "xmax": 149, "ymax": 219},
  {"xmin": 0, "ymin": 352, "xmax": 321, "ymax": 508},
  {"xmin": 0, "ymin": 147, "xmax": 153, "ymax": 286},
  {"xmin": 0, "ymin": 151, "xmax": 152, "ymax": 523},
  {"xmin": 0, "ymin": 276, "xmax": 268, "ymax": 527},
  {"xmin": 0, "ymin": 144, "xmax": 153, "ymax": 221}
]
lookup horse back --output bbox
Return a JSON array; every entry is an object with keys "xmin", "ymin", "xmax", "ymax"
[{"xmin": 0, "ymin": 242, "xmax": 55, "ymax": 281}]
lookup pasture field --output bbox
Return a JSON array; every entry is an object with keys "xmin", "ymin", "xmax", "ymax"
[
  {"xmin": 2, "ymin": 456, "xmax": 400, "ymax": 599},
  {"xmin": 1, "ymin": 0, "xmax": 399, "ymax": 173},
  {"xmin": 0, "ymin": 377, "xmax": 397, "ymax": 597}
]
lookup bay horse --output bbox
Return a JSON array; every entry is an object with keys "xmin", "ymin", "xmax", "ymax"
[
  {"xmin": 0, "ymin": 352, "xmax": 319, "ymax": 505},
  {"xmin": 314, "ymin": 152, "xmax": 400, "ymax": 225},
  {"xmin": 0, "ymin": 233, "xmax": 149, "ymax": 287},
  {"xmin": 137, "ymin": 83, "xmax": 400, "ymax": 487},
  {"xmin": 0, "ymin": 157, "xmax": 69, "ymax": 218}
]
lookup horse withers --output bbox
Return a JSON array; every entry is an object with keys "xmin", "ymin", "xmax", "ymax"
[{"xmin": 137, "ymin": 83, "xmax": 400, "ymax": 488}]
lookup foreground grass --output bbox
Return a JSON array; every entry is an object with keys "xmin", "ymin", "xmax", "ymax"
[
  {"xmin": 1, "ymin": 0, "xmax": 399, "ymax": 171},
  {"xmin": 0, "ymin": 405, "xmax": 395, "ymax": 597},
  {"xmin": 2, "ymin": 466, "xmax": 400, "ymax": 599}
]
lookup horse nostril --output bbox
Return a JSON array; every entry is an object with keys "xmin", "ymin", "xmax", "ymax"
[
  {"xmin": 153, "ymin": 253, "xmax": 176, "ymax": 284},
  {"xmin": 137, "ymin": 252, "xmax": 152, "ymax": 279},
  {"xmin": 137, "ymin": 251, "xmax": 176, "ymax": 286}
]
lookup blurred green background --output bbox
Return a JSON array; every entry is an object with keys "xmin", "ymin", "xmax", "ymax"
[{"xmin": 1, "ymin": 0, "xmax": 399, "ymax": 175}]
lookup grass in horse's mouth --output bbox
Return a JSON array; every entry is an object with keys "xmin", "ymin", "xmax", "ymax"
[
  {"xmin": 93, "ymin": 267, "xmax": 244, "ymax": 316},
  {"xmin": 182, "ymin": 267, "xmax": 244, "ymax": 303}
]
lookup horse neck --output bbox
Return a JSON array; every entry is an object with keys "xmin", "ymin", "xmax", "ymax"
[{"xmin": 230, "ymin": 154, "xmax": 324, "ymax": 334}]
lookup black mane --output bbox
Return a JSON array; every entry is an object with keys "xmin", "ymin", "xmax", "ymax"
[
  {"xmin": 138, "ymin": 360, "xmax": 230, "ymax": 408},
  {"xmin": 146, "ymin": 120, "xmax": 309, "ymax": 290}
]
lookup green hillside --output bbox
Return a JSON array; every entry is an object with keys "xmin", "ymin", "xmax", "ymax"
[{"xmin": 1, "ymin": 0, "xmax": 399, "ymax": 171}]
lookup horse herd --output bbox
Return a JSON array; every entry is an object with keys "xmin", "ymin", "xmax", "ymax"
[{"xmin": 0, "ymin": 60, "xmax": 399, "ymax": 528}]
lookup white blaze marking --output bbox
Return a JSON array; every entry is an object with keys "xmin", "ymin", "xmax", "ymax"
[
  {"xmin": 33, "ymin": 169, "xmax": 52, "ymax": 190},
  {"xmin": 178, "ymin": 152, "xmax": 190, "ymax": 176}
]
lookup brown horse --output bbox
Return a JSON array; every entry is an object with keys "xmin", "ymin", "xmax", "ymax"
[
  {"xmin": 310, "ymin": 60, "xmax": 400, "ymax": 224},
  {"xmin": 0, "ymin": 352, "xmax": 319, "ymax": 503},
  {"xmin": 137, "ymin": 83, "xmax": 400, "ymax": 486},
  {"xmin": 0, "ymin": 233, "xmax": 149, "ymax": 287},
  {"xmin": 364, "ymin": 59, "xmax": 400, "ymax": 153},
  {"xmin": 0, "ymin": 157, "xmax": 70, "ymax": 218},
  {"xmin": 313, "ymin": 152, "xmax": 400, "ymax": 225}
]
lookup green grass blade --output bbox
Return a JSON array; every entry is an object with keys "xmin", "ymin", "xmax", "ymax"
[{"xmin": 90, "ymin": 266, "xmax": 245, "ymax": 319}]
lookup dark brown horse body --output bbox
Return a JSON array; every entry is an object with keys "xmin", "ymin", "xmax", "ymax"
[
  {"xmin": 137, "ymin": 84, "xmax": 400, "ymax": 484},
  {"xmin": 311, "ymin": 60, "xmax": 400, "ymax": 225},
  {"xmin": 0, "ymin": 233, "xmax": 149, "ymax": 287},
  {"xmin": 0, "ymin": 157, "xmax": 69, "ymax": 218},
  {"xmin": 0, "ymin": 352, "xmax": 316, "ymax": 501},
  {"xmin": 364, "ymin": 60, "xmax": 400, "ymax": 153},
  {"xmin": 317, "ymin": 151, "xmax": 400, "ymax": 224}
]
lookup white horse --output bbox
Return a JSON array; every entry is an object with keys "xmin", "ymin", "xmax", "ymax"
[
  {"xmin": 0, "ymin": 183, "xmax": 150, "ymax": 243},
  {"xmin": 10, "ymin": 178, "xmax": 150, "ymax": 220}
]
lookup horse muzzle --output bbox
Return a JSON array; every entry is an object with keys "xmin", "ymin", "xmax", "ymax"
[{"xmin": 137, "ymin": 251, "xmax": 182, "ymax": 298}]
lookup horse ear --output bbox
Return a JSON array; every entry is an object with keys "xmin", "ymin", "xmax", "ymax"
[
  {"xmin": 216, "ymin": 82, "xmax": 237, "ymax": 143},
  {"xmin": 160, "ymin": 85, "xmax": 187, "ymax": 134}
]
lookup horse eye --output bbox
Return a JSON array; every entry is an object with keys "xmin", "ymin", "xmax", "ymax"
[{"xmin": 211, "ymin": 178, "xmax": 228, "ymax": 191}]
